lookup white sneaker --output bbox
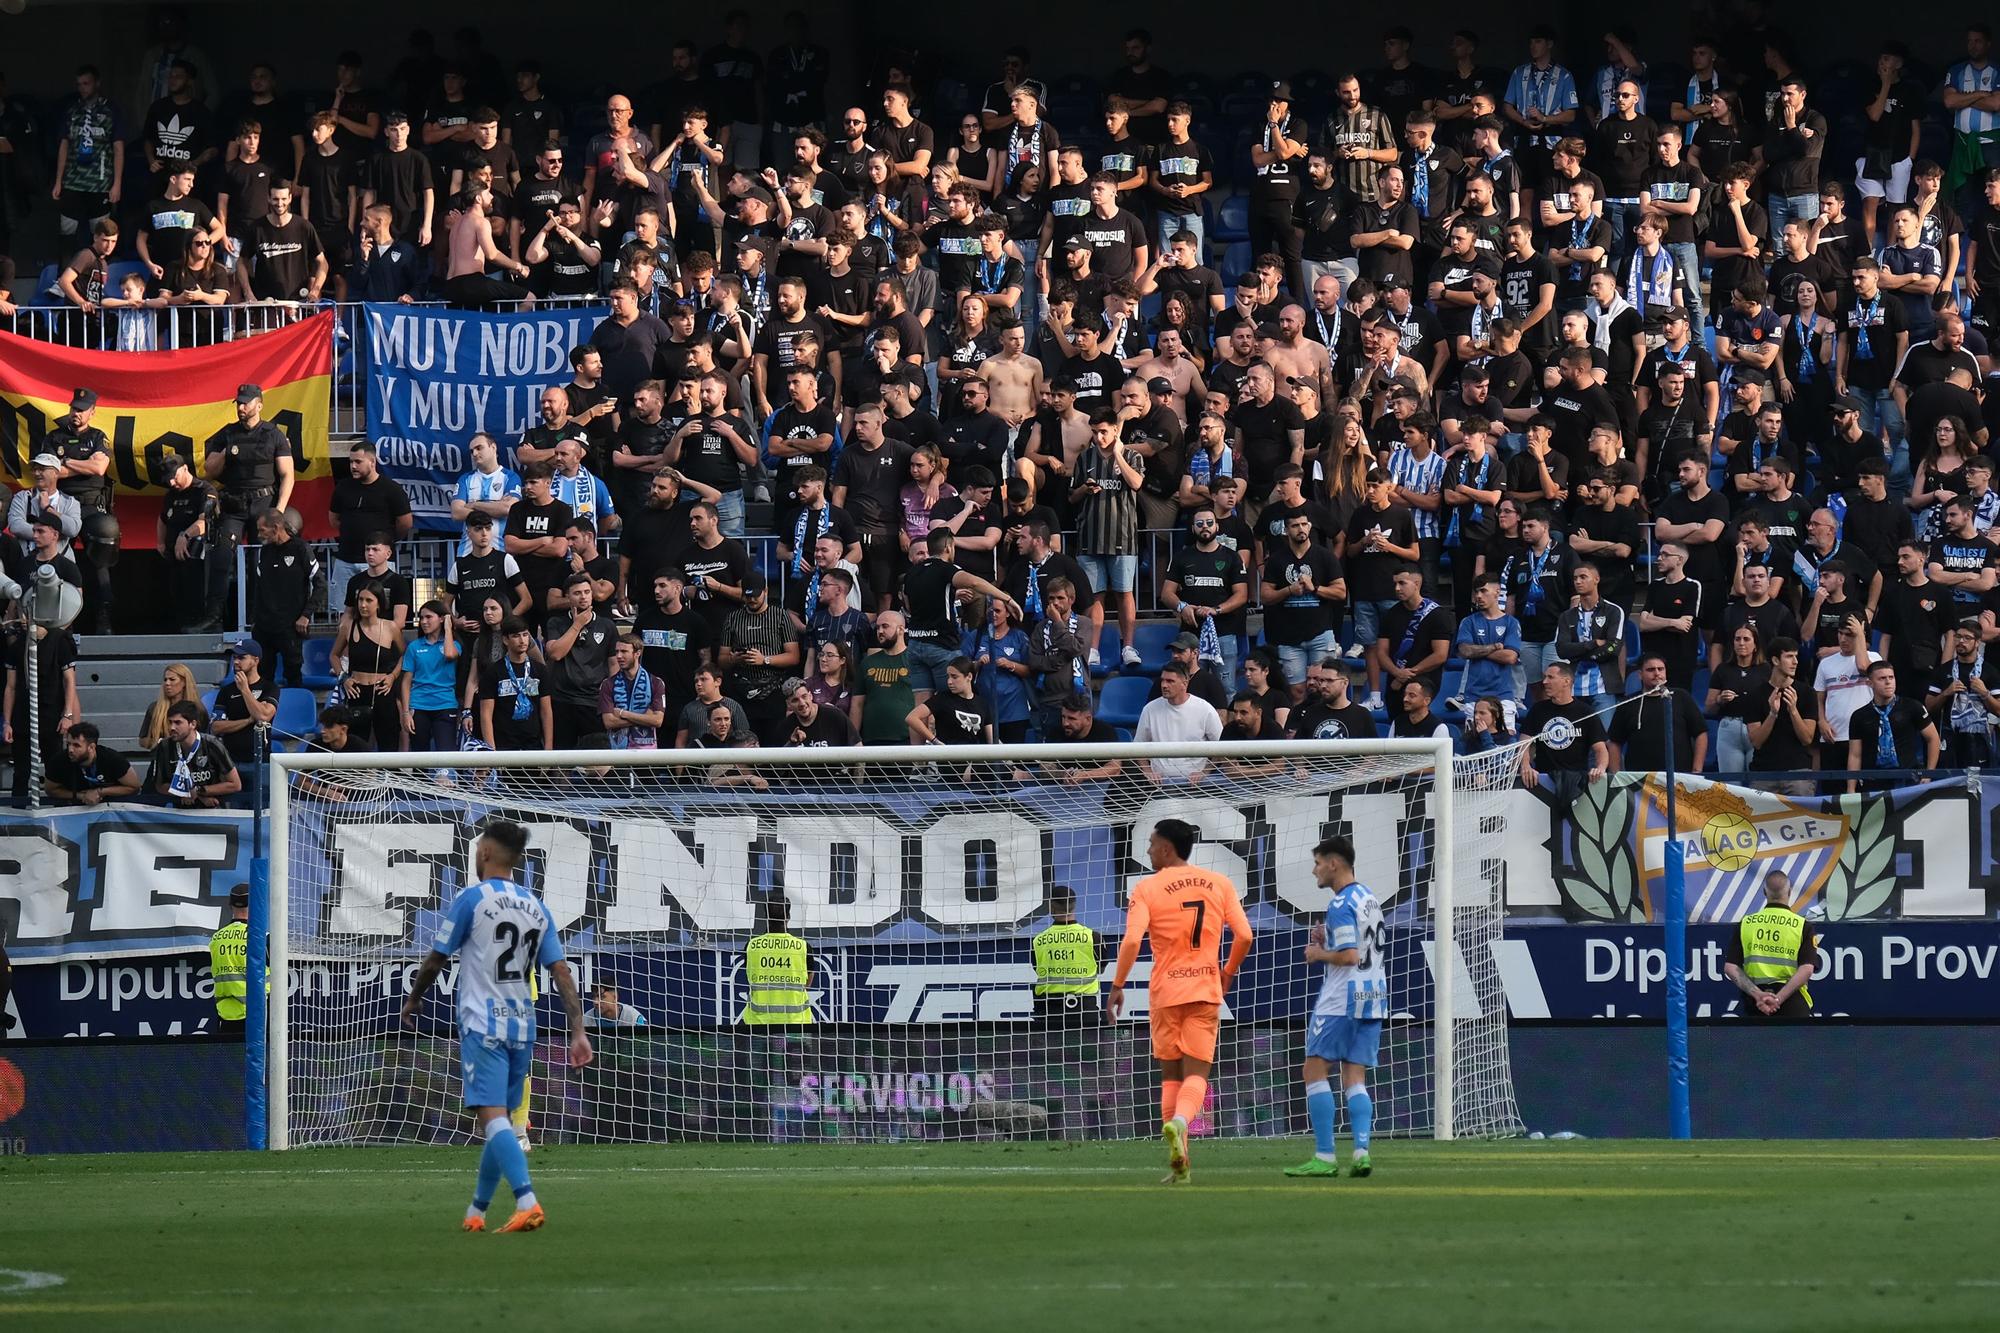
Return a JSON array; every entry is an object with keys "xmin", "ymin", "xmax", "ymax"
[
  {"xmin": 1343, "ymin": 643, "xmax": 1366, "ymax": 662},
  {"xmin": 1087, "ymin": 648, "xmax": 1102, "ymax": 668},
  {"xmin": 1121, "ymin": 645, "xmax": 1143, "ymax": 667},
  {"xmin": 1363, "ymin": 693, "xmax": 1385, "ymax": 711}
]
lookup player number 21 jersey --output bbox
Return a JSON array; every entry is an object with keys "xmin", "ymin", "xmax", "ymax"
[
  {"xmin": 433, "ymin": 877, "xmax": 565, "ymax": 1043},
  {"xmin": 1314, "ymin": 882, "xmax": 1388, "ymax": 1019}
]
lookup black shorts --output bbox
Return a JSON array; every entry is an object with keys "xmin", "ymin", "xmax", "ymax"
[
  {"xmin": 444, "ymin": 272, "xmax": 530, "ymax": 309},
  {"xmin": 314, "ymin": 223, "xmax": 354, "ymax": 270}
]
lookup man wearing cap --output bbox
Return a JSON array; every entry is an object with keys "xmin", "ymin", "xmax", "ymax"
[
  {"xmin": 155, "ymin": 454, "xmax": 216, "ymax": 628},
  {"xmin": 210, "ymin": 885, "xmax": 252, "ymax": 1034},
  {"xmin": 719, "ymin": 569, "xmax": 801, "ymax": 746},
  {"xmin": 201, "ymin": 383, "xmax": 294, "ymax": 632},
  {"xmin": 6, "ymin": 454, "xmax": 81, "ymax": 574},
  {"xmin": 211, "ymin": 637, "xmax": 280, "ymax": 765},
  {"xmin": 45, "ymin": 388, "xmax": 119, "ymax": 635},
  {"xmin": 1148, "ymin": 632, "xmax": 1230, "ymax": 711},
  {"xmin": 1249, "ymin": 82, "xmax": 1307, "ymax": 304}
]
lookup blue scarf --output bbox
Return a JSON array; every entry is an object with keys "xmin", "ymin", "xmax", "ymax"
[
  {"xmin": 793, "ymin": 503, "xmax": 826, "ymax": 612},
  {"xmin": 1411, "ymin": 154, "xmax": 1431, "ymax": 216},
  {"xmin": 1568, "ymin": 217, "xmax": 1589, "ymax": 282},
  {"xmin": 1874, "ymin": 701, "xmax": 1899, "ymax": 768},
  {"xmin": 1394, "ymin": 597, "xmax": 1439, "ymax": 668},
  {"xmin": 1796, "ymin": 316, "xmax": 1821, "ymax": 382},
  {"xmin": 1197, "ymin": 613, "xmax": 1223, "ymax": 665},
  {"xmin": 978, "ymin": 256, "xmax": 1008, "ymax": 292},
  {"xmin": 1025, "ymin": 560, "xmax": 1043, "ymax": 620},
  {"xmin": 609, "ymin": 665, "xmax": 655, "ymax": 749},
  {"xmin": 1571, "ymin": 606, "xmax": 1604, "ymax": 694},
  {"xmin": 1521, "ymin": 543, "xmax": 1556, "ymax": 617},
  {"xmin": 504, "ymin": 656, "xmax": 534, "ymax": 721},
  {"xmin": 1854, "ymin": 297, "xmax": 1879, "ymax": 360},
  {"xmin": 1445, "ymin": 451, "xmax": 1494, "ymax": 549},
  {"xmin": 1625, "ymin": 246, "xmax": 1674, "ymax": 313}
]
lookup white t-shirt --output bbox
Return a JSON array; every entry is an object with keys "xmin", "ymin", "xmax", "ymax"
[
  {"xmin": 1133, "ymin": 694, "xmax": 1223, "ymax": 777},
  {"xmin": 1814, "ymin": 653, "xmax": 1872, "ymax": 741}
]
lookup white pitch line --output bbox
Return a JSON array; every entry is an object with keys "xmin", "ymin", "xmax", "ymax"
[{"xmin": 0, "ymin": 1270, "xmax": 66, "ymax": 1294}]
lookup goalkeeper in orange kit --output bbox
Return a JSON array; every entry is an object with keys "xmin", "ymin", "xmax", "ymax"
[{"xmin": 1108, "ymin": 818, "xmax": 1254, "ymax": 1184}]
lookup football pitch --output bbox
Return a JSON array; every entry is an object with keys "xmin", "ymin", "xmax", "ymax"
[{"xmin": 2, "ymin": 1139, "xmax": 1995, "ymax": 1331}]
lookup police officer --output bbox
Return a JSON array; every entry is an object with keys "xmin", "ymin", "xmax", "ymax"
[
  {"xmin": 199, "ymin": 384, "xmax": 296, "ymax": 632},
  {"xmin": 157, "ymin": 454, "xmax": 218, "ymax": 630},
  {"xmin": 1724, "ymin": 870, "xmax": 1819, "ymax": 1020},
  {"xmin": 1031, "ymin": 883, "xmax": 1102, "ymax": 1025},
  {"xmin": 742, "ymin": 897, "xmax": 813, "ymax": 1026},
  {"xmin": 210, "ymin": 882, "xmax": 250, "ymax": 1035},
  {"xmin": 46, "ymin": 387, "xmax": 118, "ymax": 634}
]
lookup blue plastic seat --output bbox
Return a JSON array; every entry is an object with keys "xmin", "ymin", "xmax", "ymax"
[
  {"xmin": 1091, "ymin": 626, "xmax": 1122, "ymax": 676},
  {"xmin": 1095, "ymin": 675, "xmax": 1154, "ymax": 730},
  {"xmin": 274, "ymin": 688, "xmax": 320, "ymax": 746},
  {"xmin": 1212, "ymin": 191, "xmax": 1251, "ymax": 242},
  {"xmin": 300, "ymin": 637, "xmax": 339, "ymax": 690},
  {"xmin": 1129, "ymin": 621, "xmax": 1181, "ymax": 672}
]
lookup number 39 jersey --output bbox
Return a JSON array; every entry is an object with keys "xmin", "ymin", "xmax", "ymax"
[
  {"xmin": 433, "ymin": 877, "xmax": 565, "ymax": 1043},
  {"xmin": 1314, "ymin": 881, "xmax": 1388, "ymax": 1019}
]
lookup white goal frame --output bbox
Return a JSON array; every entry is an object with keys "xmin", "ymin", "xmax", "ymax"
[{"xmin": 267, "ymin": 738, "xmax": 1462, "ymax": 1150}]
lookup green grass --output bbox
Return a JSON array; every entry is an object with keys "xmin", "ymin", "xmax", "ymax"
[{"xmin": 2, "ymin": 1139, "xmax": 1996, "ymax": 1331}]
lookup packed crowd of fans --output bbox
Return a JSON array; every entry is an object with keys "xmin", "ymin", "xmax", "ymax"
[{"xmin": 9, "ymin": 10, "xmax": 2000, "ymax": 799}]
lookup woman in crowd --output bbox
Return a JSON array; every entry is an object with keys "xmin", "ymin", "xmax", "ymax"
[
  {"xmin": 1242, "ymin": 647, "xmax": 1292, "ymax": 733},
  {"xmin": 946, "ymin": 114, "xmax": 999, "ymax": 200},
  {"xmin": 399, "ymin": 599, "xmax": 460, "ymax": 752},
  {"xmin": 807, "ymin": 639, "xmax": 856, "ymax": 716},
  {"xmin": 333, "ymin": 584, "xmax": 404, "ymax": 753},
  {"xmin": 140, "ymin": 664, "xmax": 208, "ymax": 749},
  {"xmin": 1909, "ymin": 414, "xmax": 1975, "ymax": 541},
  {"xmin": 1322, "ymin": 409, "xmax": 1374, "ymax": 534},
  {"xmin": 1706, "ymin": 623, "xmax": 1769, "ymax": 774},
  {"xmin": 968, "ymin": 595, "xmax": 1032, "ymax": 743},
  {"xmin": 1777, "ymin": 276, "xmax": 1836, "ymax": 447}
]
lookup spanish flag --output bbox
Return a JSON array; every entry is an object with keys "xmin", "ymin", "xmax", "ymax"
[{"xmin": 0, "ymin": 311, "xmax": 336, "ymax": 544}]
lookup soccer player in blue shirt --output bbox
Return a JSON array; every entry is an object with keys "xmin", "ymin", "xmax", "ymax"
[
  {"xmin": 400, "ymin": 820, "xmax": 593, "ymax": 1232},
  {"xmin": 1286, "ymin": 835, "xmax": 1387, "ymax": 1179}
]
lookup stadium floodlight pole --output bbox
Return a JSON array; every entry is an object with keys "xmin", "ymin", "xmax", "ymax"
[{"xmin": 1654, "ymin": 684, "xmax": 1692, "ymax": 1139}]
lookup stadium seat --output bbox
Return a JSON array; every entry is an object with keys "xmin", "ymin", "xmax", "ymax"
[
  {"xmin": 1211, "ymin": 191, "xmax": 1251, "ymax": 242},
  {"xmin": 201, "ymin": 689, "xmax": 217, "ymax": 715},
  {"xmin": 274, "ymin": 688, "xmax": 319, "ymax": 745},
  {"xmin": 106, "ymin": 260, "xmax": 149, "ymax": 293},
  {"xmin": 1129, "ymin": 621, "xmax": 1180, "ymax": 672},
  {"xmin": 1095, "ymin": 675, "xmax": 1153, "ymax": 730},
  {"xmin": 1218, "ymin": 242, "xmax": 1253, "ymax": 287},
  {"xmin": 1091, "ymin": 626, "xmax": 1122, "ymax": 676},
  {"xmin": 300, "ymin": 637, "xmax": 339, "ymax": 690}
]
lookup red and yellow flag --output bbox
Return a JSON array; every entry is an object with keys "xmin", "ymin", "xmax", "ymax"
[{"xmin": 0, "ymin": 312, "xmax": 336, "ymax": 545}]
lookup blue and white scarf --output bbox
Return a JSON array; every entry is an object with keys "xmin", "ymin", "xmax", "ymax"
[{"xmin": 608, "ymin": 665, "xmax": 656, "ymax": 749}]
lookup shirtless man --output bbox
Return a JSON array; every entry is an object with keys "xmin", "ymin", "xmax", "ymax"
[
  {"xmin": 444, "ymin": 185, "xmax": 535, "ymax": 311},
  {"xmin": 1018, "ymin": 377, "xmax": 1091, "ymax": 499},
  {"xmin": 1264, "ymin": 304, "xmax": 1331, "ymax": 393},
  {"xmin": 980, "ymin": 322, "xmax": 1045, "ymax": 440},
  {"xmin": 1131, "ymin": 327, "xmax": 1206, "ymax": 426}
]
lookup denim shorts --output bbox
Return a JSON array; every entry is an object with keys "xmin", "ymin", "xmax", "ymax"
[
  {"xmin": 907, "ymin": 637, "xmax": 958, "ymax": 692},
  {"xmin": 1076, "ymin": 553, "xmax": 1138, "ymax": 593}
]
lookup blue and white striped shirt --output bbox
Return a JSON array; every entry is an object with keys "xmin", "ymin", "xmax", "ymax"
[
  {"xmin": 453, "ymin": 465, "xmax": 522, "ymax": 555},
  {"xmin": 1505, "ymin": 62, "xmax": 1579, "ymax": 148},
  {"xmin": 551, "ymin": 466, "xmax": 617, "ymax": 528},
  {"xmin": 1946, "ymin": 60, "xmax": 2000, "ymax": 137},
  {"xmin": 433, "ymin": 878, "xmax": 564, "ymax": 1044},
  {"xmin": 1388, "ymin": 443, "xmax": 1448, "ymax": 541}
]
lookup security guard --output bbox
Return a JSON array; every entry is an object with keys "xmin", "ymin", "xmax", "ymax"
[
  {"xmin": 1724, "ymin": 870, "xmax": 1818, "ymax": 1020},
  {"xmin": 210, "ymin": 883, "xmax": 251, "ymax": 1035},
  {"xmin": 1031, "ymin": 884, "xmax": 1102, "ymax": 1025},
  {"xmin": 46, "ymin": 387, "xmax": 119, "ymax": 634},
  {"xmin": 742, "ymin": 898, "xmax": 813, "ymax": 1025},
  {"xmin": 199, "ymin": 384, "xmax": 295, "ymax": 632}
]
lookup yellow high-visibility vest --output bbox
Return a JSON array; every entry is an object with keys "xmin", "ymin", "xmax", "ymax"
[
  {"xmin": 1031, "ymin": 922, "xmax": 1100, "ymax": 996},
  {"xmin": 1739, "ymin": 906, "xmax": 1812, "ymax": 1008},
  {"xmin": 742, "ymin": 932, "xmax": 812, "ymax": 1025},
  {"xmin": 210, "ymin": 921, "xmax": 248, "ymax": 1022}
]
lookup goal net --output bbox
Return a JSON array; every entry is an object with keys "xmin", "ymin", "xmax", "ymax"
[{"xmin": 269, "ymin": 739, "xmax": 1525, "ymax": 1148}]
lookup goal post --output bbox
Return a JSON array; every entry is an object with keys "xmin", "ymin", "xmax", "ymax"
[{"xmin": 267, "ymin": 738, "xmax": 1522, "ymax": 1150}]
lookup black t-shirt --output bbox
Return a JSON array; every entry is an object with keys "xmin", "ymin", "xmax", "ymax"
[
  {"xmin": 298, "ymin": 146, "xmax": 356, "ymax": 232},
  {"xmin": 1285, "ymin": 699, "xmax": 1379, "ymax": 741},
  {"xmin": 1351, "ymin": 199, "xmax": 1420, "ymax": 287},
  {"xmin": 141, "ymin": 193, "xmax": 216, "ymax": 268},
  {"xmin": 928, "ymin": 495, "xmax": 1003, "ymax": 584},
  {"xmin": 1748, "ymin": 674, "xmax": 1820, "ymax": 771},
  {"xmin": 832, "ymin": 439, "xmax": 915, "ymax": 532},
  {"xmin": 147, "ymin": 734, "xmax": 237, "ymax": 799},
  {"xmin": 544, "ymin": 609, "xmax": 617, "ymax": 706},
  {"xmin": 329, "ymin": 473, "xmax": 412, "ymax": 563},
  {"xmin": 682, "ymin": 538, "xmax": 753, "ymax": 633},
  {"xmin": 1848, "ymin": 695, "xmax": 1932, "ymax": 769},
  {"xmin": 1656, "ymin": 484, "xmax": 1731, "ymax": 590},
  {"xmin": 1641, "ymin": 575, "xmax": 1706, "ymax": 674},
  {"xmin": 1343, "ymin": 504, "xmax": 1417, "ymax": 603},
  {"xmin": 1501, "ymin": 541, "xmax": 1575, "ymax": 642},
  {"xmin": 1261, "ymin": 546, "xmax": 1344, "ymax": 645},
  {"xmin": 619, "ymin": 501, "xmax": 697, "ymax": 594},
  {"xmin": 47, "ymin": 745, "xmax": 134, "ymax": 799},
  {"xmin": 145, "ymin": 96, "xmax": 215, "ymax": 174},
  {"xmin": 1377, "ymin": 600, "xmax": 1455, "ymax": 679},
  {"xmin": 1609, "ymin": 689, "xmax": 1708, "ymax": 771},
  {"xmin": 633, "ymin": 603, "xmax": 712, "ymax": 707},
  {"xmin": 508, "ymin": 497, "xmax": 575, "ymax": 594},
  {"xmin": 213, "ymin": 675, "xmax": 282, "ymax": 762},
  {"xmin": 446, "ymin": 548, "xmax": 526, "ymax": 620},
  {"xmin": 366, "ymin": 146, "xmax": 432, "ymax": 230},
  {"xmin": 765, "ymin": 402, "xmax": 841, "ymax": 508},
  {"xmin": 1500, "ymin": 252, "xmax": 1559, "ymax": 355},
  {"xmin": 928, "ymin": 690, "xmax": 995, "ymax": 746},
  {"xmin": 1228, "ymin": 397, "xmax": 1306, "ymax": 498},
  {"xmin": 1165, "ymin": 545, "xmax": 1249, "ymax": 638},
  {"xmin": 673, "ymin": 412, "xmax": 755, "ymax": 495},
  {"xmin": 479, "ymin": 655, "xmax": 552, "ymax": 750},
  {"xmin": 1522, "ymin": 697, "xmax": 1605, "ymax": 772},
  {"xmin": 943, "ymin": 411, "xmax": 1012, "ymax": 476}
]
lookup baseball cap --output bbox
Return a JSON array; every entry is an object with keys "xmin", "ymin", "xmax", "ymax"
[
  {"xmin": 229, "ymin": 637, "xmax": 264, "ymax": 659},
  {"xmin": 738, "ymin": 184, "xmax": 776, "ymax": 209},
  {"xmin": 235, "ymin": 383, "xmax": 264, "ymax": 403},
  {"xmin": 1170, "ymin": 631, "xmax": 1201, "ymax": 651},
  {"xmin": 30, "ymin": 452, "xmax": 59, "ymax": 469},
  {"xmin": 1269, "ymin": 80, "xmax": 1294, "ymax": 102},
  {"xmin": 70, "ymin": 387, "xmax": 97, "ymax": 412},
  {"xmin": 1061, "ymin": 235, "xmax": 1089, "ymax": 254},
  {"xmin": 1733, "ymin": 367, "xmax": 1769, "ymax": 389},
  {"xmin": 1832, "ymin": 392, "xmax": 1865, "ymax": 414},
  {"xmin": 1254, "ymin": 321, "xmax": 1283, "ymax": 340},
  {"xmin": 1146, "ymin": 376, "xmax": 1174, "ymax": 396},
  {"xmin": 1379, "ymin": 274, "xmax": 1410, "ymax": 291},
  {"xmin": 741, "ymin": 570, "xmax": 769, "ymax": 595}
]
